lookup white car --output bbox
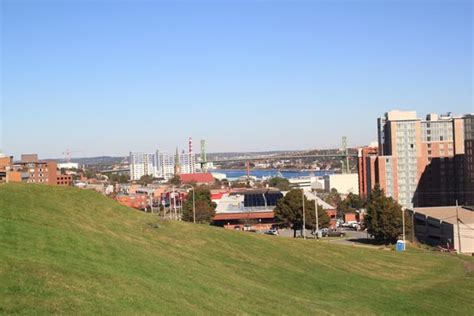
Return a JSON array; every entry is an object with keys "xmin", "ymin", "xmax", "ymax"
[{"xmin": 264, "ymin": 229, "xmax": 279, "ymax": 236}]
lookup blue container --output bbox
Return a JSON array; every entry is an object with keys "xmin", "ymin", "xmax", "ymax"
[{"xmin": 396, "ymin": 240, "xmax": 406, "ymax": 252}]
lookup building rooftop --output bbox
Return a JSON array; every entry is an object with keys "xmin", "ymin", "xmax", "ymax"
[
  {"xmin": 411, "ymin": 206, "xmax": 474, "ymax": 225},
  {"xmin": 179, "ymin": 173, "xmax": 215, "ymax": 184},
  {"xmin": 304, "ymin": 191, "xmax": 336, "ymax": 210},
  {"xmin": 213, "ymin": 211, "xmax": 274, "ymax": 221},
  {"xmin": 386, "ymin": 110, "xmax": 418, "ymax": 121}
]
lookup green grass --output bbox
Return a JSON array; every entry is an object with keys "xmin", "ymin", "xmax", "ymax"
[{"xmin": 1, "ymin": 183, "xmax": 473, "ymax": 315}]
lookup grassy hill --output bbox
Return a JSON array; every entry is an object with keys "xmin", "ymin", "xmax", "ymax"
[{"xmin": 1, "ymin": 183, "xmax": 473, "ymax": 315}]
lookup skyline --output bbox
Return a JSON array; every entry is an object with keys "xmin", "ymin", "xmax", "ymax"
[{"xmin": 1, "ymin": 0, "xmax": 473, "ymax": 158}]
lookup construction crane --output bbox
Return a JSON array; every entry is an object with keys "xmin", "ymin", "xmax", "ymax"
[{"xmin": 62, "ymin": 149, "xmax": 82, "ymax": 163}]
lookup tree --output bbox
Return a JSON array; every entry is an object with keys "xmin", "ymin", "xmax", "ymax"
[
  {"xmin": 365, "ymin": 184, "xmax": 411, "ymax": 244},
  {"xmin": 267, "ymin": 177, "xmax": 290, "ymax": 191},
  {"xmin": 275, "ymin": 189, "xmax": 330, "ymax": 238},
  {"xmin": 169, "ymin": 175, "xmax": 181, "ymax": 186},
  {"xmin": 109, "ymin": 174, "xmax": 130, "ymax": 184},
  {"xmin": 182, "ymin": 188, "xmax": 216, "ymax": 223},
  {"xmin": 84, "ymin": 168, "xmax": 97, "ymax": 179},
  {"xmin": 337, "ymin": 192, "xmax": 365, "ymax": 217},
  {"xmin": 138, "ymin": 174, "xmax": 154, "ymax": 186},
  {"xmin": 321, "ymin": 188, "xmax": 341, "ymax": 208},
  {"xmin": 305, "ymin": 203, "xmax": 330, "ymax": 232}
]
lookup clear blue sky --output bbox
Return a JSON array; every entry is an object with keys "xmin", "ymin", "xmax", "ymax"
[{"xmin": 1, "ymin": 0, "xmax": 472, "ymax": 158}]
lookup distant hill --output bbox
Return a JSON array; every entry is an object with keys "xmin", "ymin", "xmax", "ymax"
[
  {"xmin": 1, "ymin": 183, "xmax": 473, "ymax": 314},
  {"xmin": 54, "ymin": 156, "xmax": 127, "ymax": 166}
]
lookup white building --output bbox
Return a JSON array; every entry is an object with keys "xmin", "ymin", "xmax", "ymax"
[
  {"xmin": 130, "ymin": 149, "xmax": 197, "ymax": 181},
  {"xmin": 57, "ymin": 162, "xmax": 79, "ymax": 170},
  {"xmin": 324, "ymin": 173, "xmax": 359, "ymax": 195},
  {"xmin": 288, "ymin": 176, "xmax": 325, "ymax": 192},
  {"xmin": 129, "ymin": 152, "xmax": 159, "ymax": 181}
]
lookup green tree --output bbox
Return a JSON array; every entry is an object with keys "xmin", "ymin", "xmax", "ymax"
[
  {"xmin": 138, "ymin": 174, "xmax": 154, "ymax": 185},
  {"xmin": 109, "ymin": 174, "xmax": 130, "ymax": 184},
  {"xmin": 84, "ymin": 169, "xmax": 97, "ymax": 179},
  {"xmin": 169, "ymin": 175, "xmax": 182, "ymax": 186},
  {"xmin": 321, "ymin": 188, "xmax": 341, "ymax": 208},
  {"xmin": 267, "ymin": 177, "xmax": 290, "ymax": 191},
  {"xmin": 337, "ymin": 192, "xmax": 365, "ymax": 217},
  {"xmin": 365, "ymin": 184, "xmax": 411, "ymax": 244},
  {"xmin": 275, "ymin": 189, "xmax": 329, "ymax": 238},
  {"xmin": 182, "ymin": 188, "xmax": 216, "ymax": 223},
  {"xmin": 305, "ymin": 203, "xmax": 330, "ymax": 232}
]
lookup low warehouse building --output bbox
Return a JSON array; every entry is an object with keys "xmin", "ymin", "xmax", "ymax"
[{"xmin": 408, "ymin": 206, "xmax": 474, "ymax": 254}]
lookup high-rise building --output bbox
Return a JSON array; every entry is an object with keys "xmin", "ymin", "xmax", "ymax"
[
  {"xmin": 375, "ymin": 111, "xmax": 465, "ymax": 208},
  {"xmin": 464, "ymin": 114, "xmax": 474, "ymax": 206},
  {"xmin": 129, "ymin": 152, "xmax": 159, "ymax": 181}
]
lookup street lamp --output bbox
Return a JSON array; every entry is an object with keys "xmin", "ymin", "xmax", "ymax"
[
  {"xmin": 302, "ymin": 189, "xmax": 306, "ymax": 240},
  {"xmin": 181, "ymin": 184, "xmax": 196, "ymax": 224}
]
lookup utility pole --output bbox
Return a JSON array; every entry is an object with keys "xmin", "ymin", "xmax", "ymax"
[
  {"xmin": 302, "ymin": 190, "xmax": 306, "ymax": 240},
  {"xmin": 402, "ymin": 208, "xmax": 405, "ymax": 243},
  {"xmin": 456, "ymin": 200, "xmax": 461, "ymax": 254},
  {"xmin": 172, "ymin": 185, "xmax": 177, "ymax": 220},
  {"xmin": 192, "ymin": 188, "xmax": 196, "ymax": 223},
  {"xmin": 314, "ymin": 198, "xmax": 319, "ymax": 240}
]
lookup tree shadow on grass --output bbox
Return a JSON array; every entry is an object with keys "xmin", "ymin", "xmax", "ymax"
[{"xmin": 346, "ymin": 238, "xmax": 389, "ymax": 246}]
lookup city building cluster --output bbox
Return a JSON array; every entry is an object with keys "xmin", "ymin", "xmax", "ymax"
[
  {"xmin": 1, "ymin": 110, "xmax": 473, "ymax": 253},
  {"xmin": 129, "ymin": 138, "xmax": 213, "ymax": 181},
  {"xmin": 0, "ymin": 154, "xmax": 73, "ymax": 186}
]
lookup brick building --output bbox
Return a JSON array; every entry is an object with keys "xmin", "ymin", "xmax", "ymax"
[
  {"xmin": 360, "ymin": 111, "xmax": 466, "ymax": 208},
  {"xmin": 13, "ymin": 155, "xmax": 58, "ymax": 185},
  {"xmin": 116, "ymin": 194, "xmax": 149, "ymax": 210},
  {"xmin": 8, "ymin": 154, "xmax": 71, "ymax": 186},
  {"xmin": 464, "ymin": 114, "xmax": 474, "ymax": 206},
  {"xmin": 56, "ymin": 174, "xmax": 73, "ymax": 186},
  {"xmin": 357, "ymin": 146, "xmax": 378, "ymax": 198}
]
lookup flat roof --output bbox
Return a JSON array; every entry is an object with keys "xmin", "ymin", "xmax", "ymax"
[
  {"xmin": 213, "ymin": 211, "xmax": 274, "ymax": 221},
  {"xmin": 411, "ymin": 206, "xmax": 474, "ymax": 225}
]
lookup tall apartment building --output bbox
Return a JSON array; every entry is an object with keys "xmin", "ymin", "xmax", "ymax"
[
  {"xmin": 464, "ymin": 114, "xmax": 474, "ymax": 206},
  {"xmin": 129, "ymin": 152, "xmax": 159, "ymax": 181},
  {"xmin": 374, "ymin": 110, "xmax": 464, "ymax": 208}
]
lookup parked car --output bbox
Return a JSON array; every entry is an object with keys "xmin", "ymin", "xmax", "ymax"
[
  {"xmin": 327, "ymin": 230, "xmax": 346, "ymax": 237},
  {"xmin": 264, "ymin": 229, "xmax": 279, "ymax": 236}
]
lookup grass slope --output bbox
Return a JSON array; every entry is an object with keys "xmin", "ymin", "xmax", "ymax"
[{"xmin": 1, "ymin": 183, "xmax": 473, "ymax": 315}]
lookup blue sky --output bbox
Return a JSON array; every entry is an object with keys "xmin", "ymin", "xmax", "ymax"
[{"xmin": 1, "ymin": 0, "xmax": 472, "ymax": 158}]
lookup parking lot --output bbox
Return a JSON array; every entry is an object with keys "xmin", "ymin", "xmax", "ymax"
[{"xmin": 261, "ymin": 227, "xmax": 377, "ymax": 248}]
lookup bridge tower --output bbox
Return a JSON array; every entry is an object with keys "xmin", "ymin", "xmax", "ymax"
[
  {"xmin": 200, "ymin": 139, "xmax": 207, "ymax": 172},
  {"xmin": 341, "ymin": 136, "xmax": 349, "ymax": 174}
]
